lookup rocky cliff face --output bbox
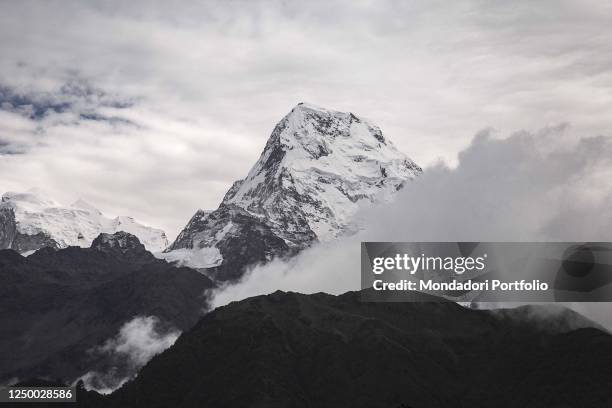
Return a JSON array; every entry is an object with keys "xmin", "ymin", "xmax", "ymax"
[{"xmin": 165, "ymin": 103, "xmax": 421, "ymax": 280}]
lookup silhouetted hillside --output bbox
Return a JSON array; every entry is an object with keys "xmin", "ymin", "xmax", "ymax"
[
  {"xmin": 95, "ymin": 290, "xmax": 612, "ymax": 408},
  {"xmin": 0, "ymin": 232, "xmax": 214, "ymax": 386}
]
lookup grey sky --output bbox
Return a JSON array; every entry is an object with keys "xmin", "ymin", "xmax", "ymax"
[{"xmin": 1, "ymin": 0, "xmax": 611, "ymax": 238}]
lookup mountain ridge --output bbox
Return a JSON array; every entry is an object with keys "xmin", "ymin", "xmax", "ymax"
[
  {"xmin": 0, "ymin": 190, "xmax": 169, "ymax": 253},
  {"xmin": 78, "ymin": 290, "xmax": 612, "ymax": 408}
]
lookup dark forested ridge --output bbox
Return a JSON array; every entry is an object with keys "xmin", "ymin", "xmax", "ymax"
[
  {"xmin": 59, "ymin": 290, "xmax": 612, "ymax": 408},
  {"xmin": 0, "ymin": 232, "xmax": 214, "ymax": 385}
]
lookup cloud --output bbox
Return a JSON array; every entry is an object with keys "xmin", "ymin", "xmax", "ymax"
[
  {"xmin": 2, "ymin": 1, "xmax": 612, "ymax": 238},
  {"xmin": 79, "ymin": 316, "xmax": 179, "ymax": 394},
  {"xmin": 211, "ymin": 126, "xmax": 612, "ymax": 330},
  {"xmin": 0, "ymin": 138, "xmax": 24, "ymax": 155},
  {"xmin": 211, "ymin": 238, "xmax": 361, "ymax": 309},
  {"xmin": 0, "ymin": 80, "xmax": 130, "ymax": 121}
]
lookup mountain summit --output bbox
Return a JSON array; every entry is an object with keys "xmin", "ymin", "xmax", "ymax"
[{"xmin": 164, "ymin": 103, "xmax": 421, "ymax": 279}]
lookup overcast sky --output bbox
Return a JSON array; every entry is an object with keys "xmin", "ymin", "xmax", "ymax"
[{"xmin": 1, "ymin": 0, "xmax": 611, "ymax": 238}]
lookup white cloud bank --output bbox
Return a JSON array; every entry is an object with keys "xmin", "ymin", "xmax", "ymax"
[{"xmin": 212, "ymin": 126, "xmax": 612, "ymax": 329}]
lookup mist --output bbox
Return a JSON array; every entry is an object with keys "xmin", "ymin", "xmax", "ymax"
[{"xmin": 79, "ymin": 316, "xmax": 179, "ymax": 394}]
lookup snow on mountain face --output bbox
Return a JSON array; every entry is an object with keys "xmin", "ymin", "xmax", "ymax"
[
  {"xmin": 164, "ymin": 103, "xmax": 421, "ymax": 278},
  {"xmin": 0, "ymin": 190, "xmax": 169, "ymax": 253},
  {"xmin": 223, "ymin": 103, "xmax": 421, "ymax": 243}
]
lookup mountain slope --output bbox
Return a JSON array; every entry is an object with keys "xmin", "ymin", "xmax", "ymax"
[
  {"xmin": 0, "ymin": 232, "xmax": 213, "ymax": 388},
  {"xmin": 0, "ymin": 190, "xmax": 169, "ymax": 253},
  {"xmin": 100, "ymin": 290, "xmax": 612, "ymax": 408},
  {"xmin": 164, "ymin": 103, "xmax": 421, "ymax": 279}
]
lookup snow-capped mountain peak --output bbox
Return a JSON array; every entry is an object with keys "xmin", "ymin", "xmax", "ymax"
[
  {"xmin": 164, "ymin": 103, "xmax": 421, "ymax": 279},
  {"xmin": 0, "ymin": 190, "xmax": 169, "ymax": 253},
  {"xmin": 222, "ymin": 102, "xmax": 421, "ymax": 243}
]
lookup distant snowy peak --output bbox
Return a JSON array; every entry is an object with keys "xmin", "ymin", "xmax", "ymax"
[
  {"xmin": 166, "ymin": 103, "xmax": 421, "ymax": 277},
  {"xmin": 2, "ymin": 191, "xmax": 60, "ymax": 210},
  {"xmin": 0, "ymin": 190, "xmax": 168, "ymax": 253}
]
